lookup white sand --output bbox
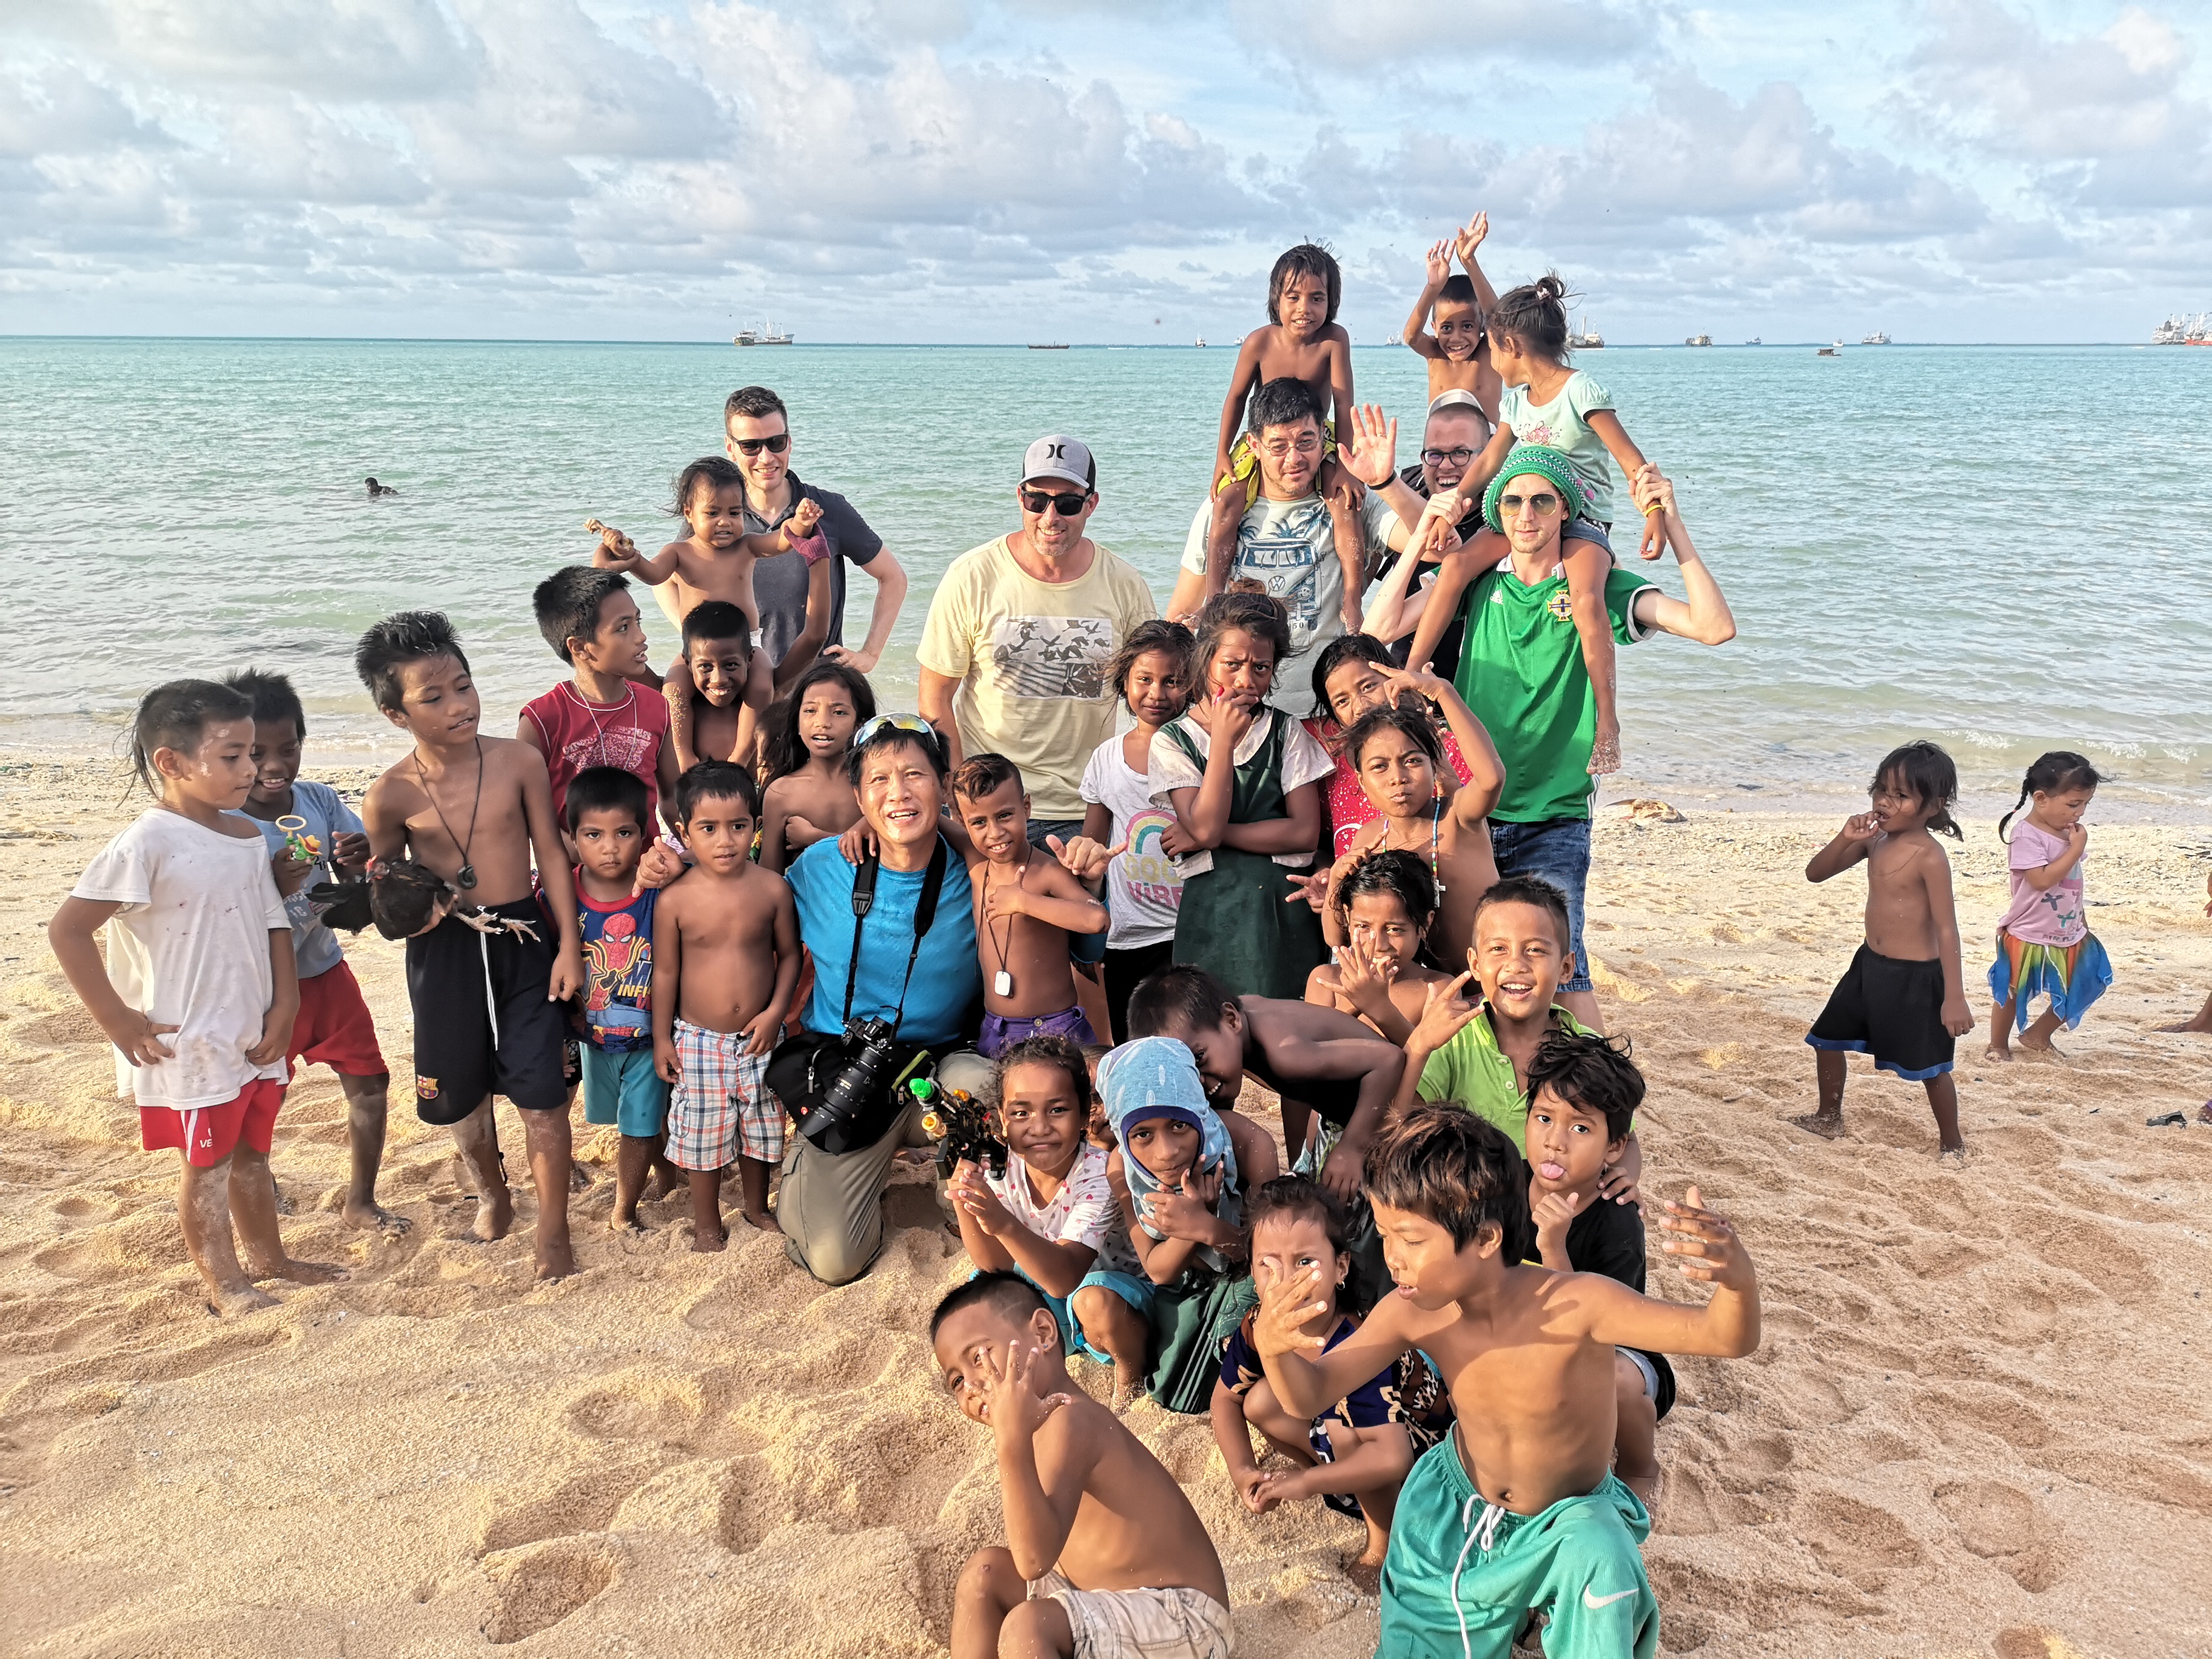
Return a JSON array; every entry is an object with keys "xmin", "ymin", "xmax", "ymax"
[{"xmin": 3, "ymin": 757, "xmax": 2210, "ymax": 1656}]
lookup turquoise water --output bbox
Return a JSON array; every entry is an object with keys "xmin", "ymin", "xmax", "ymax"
[{"xmin": 2, "ymin": 338, "xmax": 2207, "ymax": 817}]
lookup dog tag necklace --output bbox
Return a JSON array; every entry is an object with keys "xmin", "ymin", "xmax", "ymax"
[
  {"xmin": 988, "ymin": 856, "xmax": 1027, "ymax": 997},
  {"xmin": 415, "ymin": 738, "xmax": 485, "ymax": 890}
]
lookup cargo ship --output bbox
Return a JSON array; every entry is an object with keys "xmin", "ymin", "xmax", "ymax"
[
  {"xmin": 2153, "ymin": 313, "xmax": 2210, "ymax": 344},
  {"xmin": 734, "ymin": 324, "xmax": 794, "ymax": 346}
]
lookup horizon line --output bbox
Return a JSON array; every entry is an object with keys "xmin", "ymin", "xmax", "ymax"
[{"xmin": 0, "ymin": 333, "xmax": 2173, "ymax": 349}]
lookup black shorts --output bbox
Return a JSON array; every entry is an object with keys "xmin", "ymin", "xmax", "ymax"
[
  {"xmin": 1806, "ymin": 943, "xmax": 1955, "ymax": 1081},
  {"xmin": 405, "ymin": 899, "xmax": 569, "ymax": 1123}
]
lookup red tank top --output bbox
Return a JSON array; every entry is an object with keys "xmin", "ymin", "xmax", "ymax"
[{"xmin": 521, "ymin": 682, "xmax": 670, "ymax": 826}]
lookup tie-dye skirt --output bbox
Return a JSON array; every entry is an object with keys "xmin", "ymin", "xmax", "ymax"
[{"xmin": 1988, "ymin": 930, "xmax": 2112, "ymax": 1031}]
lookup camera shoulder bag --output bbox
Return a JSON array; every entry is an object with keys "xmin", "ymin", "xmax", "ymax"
[{"xmin": 768, "ymin": 835, "xmax": 950, "ymax": 1154}]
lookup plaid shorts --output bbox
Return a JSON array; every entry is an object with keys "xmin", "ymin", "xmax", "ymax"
[{"xmin": 668, "ymin": 1017, "xmax": 780, "ymax": 1170}]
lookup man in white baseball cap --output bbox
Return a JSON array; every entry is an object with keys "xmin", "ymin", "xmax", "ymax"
[{"xmin": 917, "ymin": 435, "xmax": 1157, "ymax": 845}]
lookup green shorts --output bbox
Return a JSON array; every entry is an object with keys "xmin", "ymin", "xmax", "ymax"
[
  {"xmin": 1379, "ymin": 1434, "xmax": 1656, "ymax": 1659},
  {"xmin": 580, "ymin": 1045, "xmax": 671, "ymax": 1138}
]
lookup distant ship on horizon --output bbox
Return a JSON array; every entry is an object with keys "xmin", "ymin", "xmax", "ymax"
[
  {"xmin": 2153, "ymin": 312, "xmax": 2211, "ymax": 344},
  {"xmin": 1567, "ymin": 311, "xmax": 1604, "ymax": 350},
  {"xmin": 734, "ymin": 323, "xmax": 793, "ymax": 346},
  {"xmin": 1861, "ymin": 330, "xmax": 1892, "ymax": 345},
  {"xmin": 1685, "ymin": 333, "xmax": 1712, "ymax": 347}
]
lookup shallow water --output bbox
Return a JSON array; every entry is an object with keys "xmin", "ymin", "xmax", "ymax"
[{"xmin": 2, "ymin": 337, "xmax": 2207, "ymax": 819}]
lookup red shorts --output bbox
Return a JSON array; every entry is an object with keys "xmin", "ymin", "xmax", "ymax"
[
  {"xmin": 289, "ymin": 959, "xmax": 387, "ymax": 1078},
  {"xmin": 141, "ymin": 1078, "xmax": 285, "ymax": 1168}
]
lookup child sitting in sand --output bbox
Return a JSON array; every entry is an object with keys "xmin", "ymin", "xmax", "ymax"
[
  {"xmin": 357, "ymin": 611, "xmax": 585, "ymax": 1279},
  {"xmin": 564, "ymin": 766, "xmax": 682, "ymax": 1232},
  {"xmin": 224, "ymin": 668, "xmax": 401, "ymax": 1235},
  {"xmin": 1305, "ymin": 637, "xmax": 1478, "ymax": 862},
  {"xmin": 1304, "ymin": 850, "xmax": 1453, "ymax": 1046},
  {"xmin": 1212, "ymin": 1175, "xmax": 1421, "ymax": 1590},
  {"xmin": 948, "ymin": 1034, "xmax": 1155, "ymax": 1404},
  {"xmin": 1323, "ymin": 668, "xmax": 1504, "ymax": 966},
  {"xmin": 1204, "ymin": 243, "xmax": 1364, "ymax": 630},
  {"xmin": 1253, "ymin": 1101, "xmax": 1761, "ymax": 1658},
  {"xmin": 759, "ymin": 662, "xmax": 873, "ymax": 872},
  {"xmin": 1072, "ymin": 618, "xmax": 1194, "ymax": 1041},
  {"xmin": 669, "ymin": 601, "xmax": 762, "ymax": 771},
  {"xmin": 49, "ymin": 680, "xmax": 341, "ymax": 1316},
  {"xmin": 651, "ymin": 762, "xmax": 800, "ymax": 1247},
  {"xmin": 521, "ymin": 566, "xmax": 680, "ymax": 833},
  {"xmin": 1150, "ymin": 592, "xmax": 1333, "ymax": 1000},
  {"xmin": 1400, "ymin": 212, "xmax": 1503, "ymax": 421},
  {"xmin": 1127, "ymin": 963, "xmax": 1403, "ymax": 1204},
  {"xmin": 1522, "ymin": 1031, "xmax": 1674, "ymax": 1509},
  {"xmin": 1988, "ymin": 751, "xmax": 2111, "ymax": 1062},
  {"xmin": 590, "ymin": 456, "xmax": 831, "ymax": 768},
  {"xmin": 936, "ymin": 1270, "xmax": 1235, "ymax": 1658},
  {"xmin": 1101, "ymin": 1036, "xmax": 1279, "ymax": 1416},
  {"xmin": 951, "ymin": 754, "xmax": 1109, "ymax": 1057},
  {"xmin": 1798, "ymin": 740, "xmax": 1974, "ymax": 1163}
]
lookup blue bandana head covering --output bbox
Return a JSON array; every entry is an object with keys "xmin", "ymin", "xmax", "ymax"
[
  {"xmin": 1099, "ymin": 1037, "xmax": 1242, "ymax": 1264},
  {"xmin": 1481, "ymin": 444, "xmax": 1585, "ymax": 532}
]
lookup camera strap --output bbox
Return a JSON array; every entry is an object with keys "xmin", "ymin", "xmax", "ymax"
[{"xmin": 840, "ymin": 834, "xmax": 950, "ymax": 1042}]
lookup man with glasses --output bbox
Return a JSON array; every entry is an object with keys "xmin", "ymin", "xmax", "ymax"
[
  {"xmin": 916, "ymin": 435, "xmax": 1156, "ymax": 845},
  {"xmin": 722, "ymin": 386, "xmax": 909, "ymax": 674},
  {"xmin": 1164, "ymin": 378, "xmax": 1401, "ymax": 716}
]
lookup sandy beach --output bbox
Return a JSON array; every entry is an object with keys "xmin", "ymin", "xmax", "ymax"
[{"xmin": 4, "ymin": 754, "xmax": 2210, "ymax": 1658}]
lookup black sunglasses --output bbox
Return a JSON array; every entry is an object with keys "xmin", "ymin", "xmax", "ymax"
[
  {"xmin": 732, "ymin": 434, "xmax": 790, "ymax": 456},
  {"xmin": 1019, "ymin": 487, "xmax": 1091, "ymax": 517}
]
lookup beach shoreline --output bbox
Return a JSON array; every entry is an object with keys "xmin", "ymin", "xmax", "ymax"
[{"xmin": 4, "ymin": 754, "xmax": 2211, "ymax": 1655}]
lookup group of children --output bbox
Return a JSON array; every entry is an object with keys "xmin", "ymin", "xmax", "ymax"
[{"xmin": 44, "ymin": 220, "xmax": 2137, "ymax": 1659}]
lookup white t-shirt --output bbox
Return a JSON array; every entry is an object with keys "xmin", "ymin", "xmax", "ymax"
[
  {"xmin": 72, "ymin": 809, "xmax": 291, "ymax": 1110},
  {"xmin": 987, "ymin": 1141, "xmax": 1119, "ymax": 1254},
  {"xmin": 1179, "ymin": 491, "xmax": 1396, "ymax": 717},
  {"xmin": 1078, "ymin": 736, "xmax": 1184, "ymax": 950},
  {"xmin": 1145, "ymin": 708, "xmax": 1336, "ymax": 879}
]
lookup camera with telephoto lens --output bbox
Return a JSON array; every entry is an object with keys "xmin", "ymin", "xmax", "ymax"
[{"xmin": 813, "ymin": 1015, "xmax": 900, "ymax": 1131}]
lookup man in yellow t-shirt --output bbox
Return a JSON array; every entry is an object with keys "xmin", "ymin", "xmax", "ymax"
[{"xmin": 917, "ymin": 435, "xmax": 1158, "ymax": 843}]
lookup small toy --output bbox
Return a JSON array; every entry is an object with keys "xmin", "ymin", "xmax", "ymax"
[
  {"xmin": 274, "ymin": 814, "xmax": 322, "ymax": 863},
  {"xmin": 911, "ymin": 1075, "xmax": 1007, "ymax": 1179}
]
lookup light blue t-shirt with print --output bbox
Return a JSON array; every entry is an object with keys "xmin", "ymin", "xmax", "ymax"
[
  {"xmin": 233, "ymin": 779, "xmax": 363, "ymax": 980},
  {"xmin": 786, "ymin": 837, "xmax": 979, "ymax": 1047},
  {"xmin": 1498, "ymin": 371, "xmax": 1619, "ymax": 523}
]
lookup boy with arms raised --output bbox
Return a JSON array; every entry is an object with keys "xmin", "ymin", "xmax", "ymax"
[
  {"xmin": 1254, "ymin": 1104, "xmax": 1760, "ymax": 1658},
  {"xmin": 937, "ymin": 1271, "xmax": 1235, "ymax": 1658},
  {"xmin": 950, "ymin": 754, "xmax": 1109, "ymax": 1057},
  {"xmin": 1401, "ymin": 212, "xmax": 1503, "ymax": 420},
  {"xmin": 356, "ymin": 612, "xmax": 586, "ymax": 1279},
  {"xmin": 652, "ymin": 762, "xmax": 800, "ymax": 1247},
  {"xmin": 226, "ymin": 668, "xmax": 404, "ymax": 1235},
  {"xmin": 522, "ymin": 567, "xmax": 680, "ymax": 834}
]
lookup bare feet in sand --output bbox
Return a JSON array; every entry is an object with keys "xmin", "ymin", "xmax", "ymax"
[
  {"xmin": 1789, "ymin": 1111, "xmax": 1846, "ymax": 1141},
  {"xmin": 740, "ymin": 1207, "xmax": 782, "ymax": 1235},
  {"xmin": 1342, "ymin": 1550, "xmax": 1384, "ymax": 1597},
  {"xmin": 1983, "ymin": 1044, "xmax": 2011, "ymax": 1064},
  {"xmin": 207, "ymin": 1283, "xmax": 281, "ymax": 1318},
  {"xmin": 341, "ymin": 1198, "xmax": 412, "ymax": 1237},
  {"xmin": 1937, "ymin": 1145, "xmax": 1969, "ymax": 1170},
  {"xmin": 2015, "ymin": 1033, "xmax": 2065, "ymax": 1061},
  {"xmin": 2155, "ymin": 996, "xmax": 2212, "ymax": 1035},
  {"xmin": 534, "ymin": 1235, "xmax": 577, "ymax": 1280},
  {"xmin": 610, "ymin": 1212, "xmax": 647, "ymax": 1234},
  {"xmin": 691, "ymin": 1221, "xmax": 728, "ymax": 1253},
  {"xmin": 472, "ymin": 1186, "xmax": 515, "ymax": 1243}
]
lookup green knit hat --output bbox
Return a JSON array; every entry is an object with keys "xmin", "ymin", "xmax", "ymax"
[{"xmin": 1481, "ymin": 444, "xmax": 1584, "ymax": 532}]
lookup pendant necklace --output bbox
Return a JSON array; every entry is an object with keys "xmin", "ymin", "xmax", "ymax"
[
  {"xmin": 1384, "ymin": 799, "xmax": 1446, "ymax": 899},
  {"xmin": 988, "ymin": 856, "xmax": 1027, "ymax": 997},
  {"xmin": 416, "ymin": 737, "xmax": 485, "ymax": 890}
]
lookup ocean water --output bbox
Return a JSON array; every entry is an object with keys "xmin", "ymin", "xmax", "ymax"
[{"xmin": 2, "ymin": 337, "xmax": 2208, "ymax": 819}]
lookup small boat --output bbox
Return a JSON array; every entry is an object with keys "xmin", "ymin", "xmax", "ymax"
[
  {"xmin": 1861, "ymin": 330, "xmax": 1891, "ymax": 345},
  {"xmin": 1745, "ymin": 337, "xmax": 1762, "ymax": 346},
  {"xmin": 1028, "ymin": 343, "xmax": 1070, "ymax": 350},
  {"xmin": 1685, "ymin": 334, "xmax": 1712, "ymax": 347},
  {"xmin": 1195, "ymin": 336, "xmax": 1206, "ymax": 348},
  {"xmin": 1816, "ymin": 345, "xmax": 1840, "ymax": 357},
  {"xmin": 734, "ymin": 323, "xmax": 794, "ymax": 346},
  {"xmin": 1567, "ymin": 311, "xmax": 1604, "ymax": 350}
]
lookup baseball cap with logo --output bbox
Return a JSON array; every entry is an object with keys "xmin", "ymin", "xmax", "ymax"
[{"xmin": 1021, "ymin": 435, "xmax": 1096, "ymax": 491}]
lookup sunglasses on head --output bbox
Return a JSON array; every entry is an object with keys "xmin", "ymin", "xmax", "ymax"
[
  {"xmin": 1019, "ymin": 486, "xmax": 1090, "ymax": 517},
  {"xmin": 732, "ymin": 434, "xmax": 790, "ymax": 456},
  {"xmin": 850, "ymin": 712, "xmax": 936, "ymax": 751},
  {"xmin": 1498, "ymin": 491, "xmax": 1562, "ymax": 516}
]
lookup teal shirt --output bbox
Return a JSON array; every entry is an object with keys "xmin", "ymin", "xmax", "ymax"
[{"xmin": 1498, "ymin": 371, "xmax": 1618, "ymax": 522}]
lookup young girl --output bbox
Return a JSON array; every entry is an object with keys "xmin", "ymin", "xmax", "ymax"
[
  {"xmin": 1404, "ymin": 275, "xmax": 1663, "ymax": 774},
  {"xmin": 46, "ymin": 681, "xmax": 341, "ymax": 1315},
  {"xmin": 1988, "ymin": 751, "xmax": 2110, "ymax": 1061},
  {"xmin": 1305, "ymin": 635, "xmax": 1477, "ymax": 861},
  {"xmin": 1304, "ymin": 850, "xmax": 1453, "ymax": 1045},
  {"xmin": 1074, "ymin": 620, "xmax": 1194, "ymax": 1040},
  {"xmin": 758, "ymin": 661, "xmax": 873, "ymax": 872},
  {"xmin": 1210, "ymin": 1176, "xmax": 1421, "ymax": 1588},
  {"xmin": 947, "ymin": 1035, "xmax": 1156, "ymax": 1405},
  {"xmin": 1204, "ymin": 244, "xmax": 1363, "ymax": 631},
  {"xmin": 1798, "ymin": 741, "xmax": 1975, "ymax": 1163},
  {"xmin": 1326, "ymin": 671, "xmax": 1504, "ymax": 966},
  {"xmin": 1102, "ymin": 1036, "xmax": 1280, "ymax": 1414},
  {"xmin": 1149, "ymin": 592, "xmax": 1333, "ymax": 998}
]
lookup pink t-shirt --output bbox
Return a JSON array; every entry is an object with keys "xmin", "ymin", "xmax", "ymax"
[
  {"xmin": 1995, "ymin": 822, "xmax": 2087, "ymax": 947},
  {"xmin": 521, "ymin": 682, "xmax": 671, "ymax": 828},
  {"xmin": 1306, "ymin": 717, "xmax": 1478, "ymax": 860}
]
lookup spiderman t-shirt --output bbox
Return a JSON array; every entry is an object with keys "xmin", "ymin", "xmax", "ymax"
[{"xmin": 577, "ymin": 888, "xmax": 657, "ymax": 1053}]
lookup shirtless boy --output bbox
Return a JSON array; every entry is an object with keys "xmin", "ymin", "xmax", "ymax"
[
  {"xmin": 355, "ymin": 611, "xmax": 585, "ymax": 1279},
  {"xmin": 1255, "ymin": 1102, "xmax": 1760, "ymax": 1658},
  {"xmin": 652, "ymin": 762, "xmax": 800, "ymax": 1245},
  {"xmin": 951, "ymin": 754, "xmax": 1108, "ymax": 1058},
  {"xmin": 1125, "ymin": 963, "xmax": 1401, "ymax": 1204},
  {"xmin": 1401, "ymin": 212, "xmax": 1504, "ymax": 420},
  {"xmin": 938, "ymin": 1271, "xmax": 1235, "ymax": 1659},
  {"xmin": 1206, "ymin": 243, "xmax": 1364, "ymax": 629},
  {"xmin": 673, "ymin": 600, "xmax": 761, "ymax": 768}
]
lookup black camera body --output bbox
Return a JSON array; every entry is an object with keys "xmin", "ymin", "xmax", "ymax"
[
  {"xmin": 816, "ymin": 1015, "xmax": 900, "ymax": 1130},
  {"xmin": 913, "ymin": 1077, "xmax": 1007, "ymax": 1179}
]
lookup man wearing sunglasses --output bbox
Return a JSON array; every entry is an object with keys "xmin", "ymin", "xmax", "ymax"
[
  {"xmin": 916, "ymin": 435, "xmax": 1155, "ymax": 846},
  {"xmin": 723, "ymin": 386, "xmax": 909, "ymax": 675}
]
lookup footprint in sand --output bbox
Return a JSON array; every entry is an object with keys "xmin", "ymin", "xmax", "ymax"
[
  {"xmin": 478, "ymin": 1535, "xmax": 621, "ymax": 1644},
  {"xmin": 1934, "ymin": 1479, "xmax": 2063, "ymax": 1592},
  {"xmin": 1797, "ymin": 1489, "xmax": 1926, "ymax": 1590}
]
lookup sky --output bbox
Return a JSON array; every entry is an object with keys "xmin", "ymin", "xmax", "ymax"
[{"xmin": 3, "ymin": 0, "xmax": 2210, "ymax": 344}]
